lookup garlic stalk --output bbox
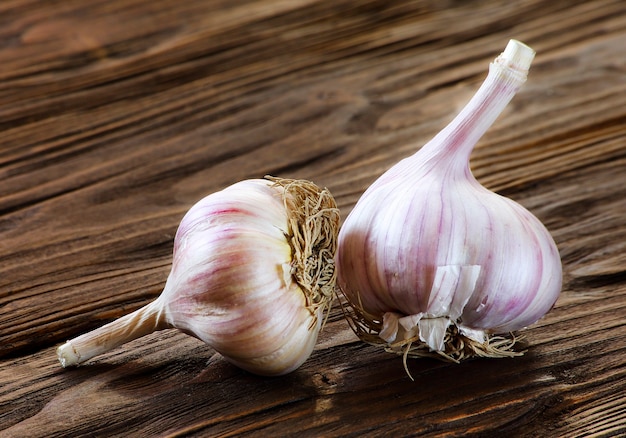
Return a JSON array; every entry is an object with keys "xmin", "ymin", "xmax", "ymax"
[
  {"xmin": 57, "ymin": 177, "xmax": 340, "ymax": 376},
  {"xmin": 336, "ymin": 40, "xmax": 562, "ymax": 364}
]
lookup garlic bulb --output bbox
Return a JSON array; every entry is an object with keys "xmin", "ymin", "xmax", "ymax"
[
  {"xmin": 337, "ymin": 40, "xmax": 562, "ymax": 363},
  {"xmin": 57, "ymin": 177, "xmax": 339, "ymax": 376}
]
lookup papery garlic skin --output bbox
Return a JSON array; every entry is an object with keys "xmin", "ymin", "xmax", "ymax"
[
  {"xmin": 162, "ymin": 180, "xmax": 326, "ymax": 375},
  {"xmin": 336, "ymin": 40, "xmax": 562, "ymax": 360},
  {"xmin": 57, "ymin": 178, "xmax": 339, "ymax": 376}
]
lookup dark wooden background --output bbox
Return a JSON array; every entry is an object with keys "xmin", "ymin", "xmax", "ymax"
[{"xmin": 1, "ymin": 1, "xmax": 624, "ymax": 436}]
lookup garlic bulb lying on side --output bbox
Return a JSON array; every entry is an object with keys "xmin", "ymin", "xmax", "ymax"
[
  {"xmin": 57, "ymin": 177, "xmax": 339, "ymax": 376},
  {"xmin": 337, "ymin": 40, "xmax": 562, "ymax": 364}
]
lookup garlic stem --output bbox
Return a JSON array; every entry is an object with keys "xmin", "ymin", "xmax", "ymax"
[
  {"xmin": 57, "ymin": 298, "xmax": 167, "ymax": 367},
  {"xmin": 420, "ymin": 39, "xmax": 535, "ymax": 172}
]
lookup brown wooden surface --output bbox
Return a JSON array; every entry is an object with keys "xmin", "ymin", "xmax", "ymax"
[{"xmin": 1, "ymin": 1, "xmax": 625, "ymax": 437}]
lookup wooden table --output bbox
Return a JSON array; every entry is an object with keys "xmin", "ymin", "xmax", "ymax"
[{"xmin": 1, "ymin": 1, "xmax": 624, "ymax": 436}]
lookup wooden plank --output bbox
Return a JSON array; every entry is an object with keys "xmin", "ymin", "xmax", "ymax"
[{"xmin": 1, "ymin": 0, "xmax": 625, "ymax": 436}]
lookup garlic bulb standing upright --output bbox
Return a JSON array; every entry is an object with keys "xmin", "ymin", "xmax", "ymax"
[
  {"xmin": 57, "ymin": 177, "xmax": 339, "ymax": 376},
  {"xmin": 337, "ymin": 40, "xmax": 562, "ymax": 363}
]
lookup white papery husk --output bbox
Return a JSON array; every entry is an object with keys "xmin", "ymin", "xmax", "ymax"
[
  {"xmin": 160, "ymin": 177, "xmax": 341, "ymax": 375},
  {"xmin": 57, "ymin": 177, "xmax": 340, "ymax": 377},
  {"xmin": 336, "ymin": 41, "xmax": 561, "ymax": 373},
  {"xmin": 340, "ymin": 279, "xmax": 524, "ymax": 368}
]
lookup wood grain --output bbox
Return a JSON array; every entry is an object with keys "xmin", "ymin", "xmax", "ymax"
[{"xmin": 1, "ymin": 0, "xmax": 625, "ymax": 436}]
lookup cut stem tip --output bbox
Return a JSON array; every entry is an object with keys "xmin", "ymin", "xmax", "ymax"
[{"xmin": 496, "ymin": 39, "xmax": 536, "ymax": 75}]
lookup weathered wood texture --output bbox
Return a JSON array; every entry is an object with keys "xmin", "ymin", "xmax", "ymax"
[{"xmin": 1, "ymin": 0, "xmax": 625, "ymax": 436}]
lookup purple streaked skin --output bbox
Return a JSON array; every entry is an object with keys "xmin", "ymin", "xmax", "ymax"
[
  {"xmin": 56, "ymin": 179, "xmax": 325, "ymax": 376},
  {"xmin": 160, "ymin": 180, "xmax": 322, "ymax": 373},
  {"xmin": 336, "ymin": 41, "xmax": 562, "ymax": 348}
]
